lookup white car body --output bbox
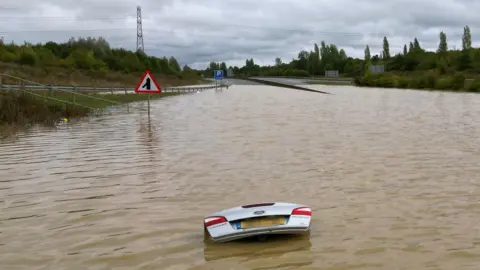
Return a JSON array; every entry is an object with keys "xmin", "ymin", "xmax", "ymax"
[{"xmin": 203, "ymin": 202, "xmax": 312, "ymax": 243}]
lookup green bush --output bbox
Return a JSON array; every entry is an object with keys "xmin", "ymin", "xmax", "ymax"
[
  {"xmin": 451, "ymin": 73, "xmax": 466, "ymax": 90},
  {"xmin": 373, "ymin": 75, "xmax": 398, "ymax": 88},
  {"xmin": 18, "ymin": 49, "xmax": 38, "ymax": 66},
  {"xmin": 356, "ymin": 72, "xmax": 400, "ymax": 88},
  {"xmin": 425, "ymin": 72, "xmax": 438, "ymax": 89},
  {"xmin": 434, "ymin": 77, "xmax": 453, "ymax": 90},
  {"xmin": 396, "ymin": 77, "xmax": 410, "ymax": 88},
  {"xmin": 466, "ymin": 79, "xmax": 480, "ymax": 92},
  {"xmin": 353, "ymin": 70, "xmax": 478, "ymax": 92}
]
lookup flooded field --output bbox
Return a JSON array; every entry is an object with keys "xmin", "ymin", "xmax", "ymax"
[{"xmin": 1, "ymin": 84, "xmax": 479, "ymax": 269}]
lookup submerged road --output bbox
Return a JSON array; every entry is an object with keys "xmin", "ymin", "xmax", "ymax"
[{"xmin": 1, "ymin": 84, "xmax": 480, "ymax": 269}]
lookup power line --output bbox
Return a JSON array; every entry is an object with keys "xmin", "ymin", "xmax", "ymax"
[
  {"xmin": 0, "ymin": 15, "xmax": 472, "ymax": 37},
  {"xmin": 0, "ymin": 13, "xmax": 473, "ymax": 40},
  {"xmin": 0, "ymin": 15, "xmax": 133, "ymax": 19},
  {"xmin": 0, "ymin": 14, "xmax": 469, "ymax": 38},
  {"xmin": 0, "ymin": 39, "xmax": 451, "ymax": 52},
  {"xmin": 0, "ymin": 28, "xmax": 135, "ymax": 34},
  {"xmin": 0, "ymin": 28, "xmax": 466, "ymax": 48},
  {"xmin": 0, "ymin": 29, "xmax": 271, "ymax": 42},
  {"xmin": 0, "ymin": 26, "xmax": 468, "ymax": 40}
]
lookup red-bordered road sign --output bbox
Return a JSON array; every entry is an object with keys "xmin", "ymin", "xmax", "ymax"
[{"xmin": 135, "ymin": 70, "xmax": 162, "ymax": 94}]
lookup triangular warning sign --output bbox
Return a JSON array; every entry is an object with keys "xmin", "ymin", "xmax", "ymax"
[{"xmin": 135, "ymin": 70, "xmax": 162, "ymax": 94}]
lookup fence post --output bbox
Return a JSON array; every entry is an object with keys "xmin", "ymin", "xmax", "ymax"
[
  {"xmin": 110, "ymin": 87, "xmax": 113, "ymax": 95},
  {"xmin": 20, "ymin": 80, "xmax": 25, "ymax": 95},
  {"xmin": 73, "ymin": 86, "xmax": 76, "ymax": 105},
  {"xmin": 124, "ymin": 87, "xmax": 127, "ymax": 95},
  {"xmin": 43, "ymin": 86, "xmax": 48, "ymax": 107}
]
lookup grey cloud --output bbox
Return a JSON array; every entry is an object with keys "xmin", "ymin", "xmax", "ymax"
[{"xmin": 1, "ymin": 0, "xmax": 480, "ymax": 69}]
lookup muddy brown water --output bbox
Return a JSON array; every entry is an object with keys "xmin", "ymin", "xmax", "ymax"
[{"xmin": 1, "ymin": 84, "xmax": 480, "ymax": 269}]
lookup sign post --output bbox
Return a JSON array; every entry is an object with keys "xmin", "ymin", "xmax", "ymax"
[
  {"xmin": 135, "ymin": 70, "xmax": 162, "ymax": 122},
  {"xmin": 147, "ymin": 95, "xmax": 150, "ymax": 119},
  {"xmin": 213, "ymin": 69, "xmax": 223, "ymax": 90}
]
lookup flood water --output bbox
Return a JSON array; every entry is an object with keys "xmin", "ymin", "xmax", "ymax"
[{"xmin": 1, "ymin": 84, "xmax": 480, "ymax": 269}]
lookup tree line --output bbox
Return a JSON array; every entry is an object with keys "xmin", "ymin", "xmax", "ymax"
[
  {"xmin": 357, "ymin": 25, "xmax": 480, "ymax": 91},
  {"xmin": 205, "ymin": 25, "xmax": 480, "ymax": 91},
  {"xmin": 0, "ymin": 37, "xmax": 199, "ymax": 80}
]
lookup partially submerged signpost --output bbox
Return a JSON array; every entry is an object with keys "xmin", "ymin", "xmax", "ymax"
[
  {"xmin": 213, "ymin": 69, "xmax": 223, "ymax": 89},
  {"xmin": 135, "ymin": 70, "xmax": 162, "ymax": 121}
]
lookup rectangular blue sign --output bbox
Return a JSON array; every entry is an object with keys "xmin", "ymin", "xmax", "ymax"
[{"xmin": 214, "ymin": 70, "xmax": 223, "ymax": 80}]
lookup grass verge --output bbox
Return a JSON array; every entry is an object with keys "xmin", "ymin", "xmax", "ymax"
[{"xmin": 24, "ymin": 89, "xmax": 181, "ymax": 109}]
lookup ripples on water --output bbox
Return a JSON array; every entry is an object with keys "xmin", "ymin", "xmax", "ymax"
[{"xmin": 1, "ymin": 85, "xmax": 480, "ymax": 269}]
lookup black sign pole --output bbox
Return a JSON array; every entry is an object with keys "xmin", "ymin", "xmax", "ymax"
[
  {"xmin": 147, "ymin": 94, "xmax": 151, "ymax": 122},
  {"xmin": 142, "ymin": 77, "xmax": 152, "ymax": 122}
]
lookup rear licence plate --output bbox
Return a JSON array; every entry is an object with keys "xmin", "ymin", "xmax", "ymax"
[{"xmin": 239, "ymin": 216, "xmax": 286, "ymax": 229}]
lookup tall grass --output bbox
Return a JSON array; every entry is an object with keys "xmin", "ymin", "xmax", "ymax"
[
  {"xmin": 0, "ymin": 90, "xmax": 181, "ymax": 127},
  {"xmin": 0, "ymin": 91, "xmax": 84, "ymax": 126}
]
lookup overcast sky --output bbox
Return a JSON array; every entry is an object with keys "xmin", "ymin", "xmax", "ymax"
[{"xmin": 1, "ymin": 0, "xmax": 480, "ymax": 69}]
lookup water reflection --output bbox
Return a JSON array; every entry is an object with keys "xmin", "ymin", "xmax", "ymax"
[
  {"xmin": 204, "ymin": 235, "xmax": 313, "ymax": 267},
  {"xmin": 434, "ymin": 92, "xmax": 447, "ymax": 120},
  {"xmin": 138, "ymin": 117, "xmax": 156, "ymax": 146}
]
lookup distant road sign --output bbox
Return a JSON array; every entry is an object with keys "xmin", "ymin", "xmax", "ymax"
[
  {"xmin": 369, "ymin": 65, "xmax": 385, "ymax": 74},
  {"xmin": 135, "ymin": 70, "xmax": 162, "ymax": 94},
  {"xmin": 227, "ymin": 68, "xmax": 234, "ymax": 77},
  {"xmin": 325, "ymin": 70, "xmax": 339, "ymax": 77},
  {"xmin": 214, "ymin": 70, "xmax": 223, "ymax": 80}
]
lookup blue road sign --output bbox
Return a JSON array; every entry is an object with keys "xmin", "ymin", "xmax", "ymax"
[{"xmin": 214, "ymin": 70, "xmax": 223, "ymax": 80}]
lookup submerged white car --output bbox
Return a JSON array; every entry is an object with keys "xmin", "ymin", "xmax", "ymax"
[{"xmin": 203, "ymin": 202, "xmax": 312, "ymax": 243}]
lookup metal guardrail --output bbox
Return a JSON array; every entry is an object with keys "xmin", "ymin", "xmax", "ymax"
[
  {"xmin": 0, "ymin": 73, "xmax": 231, "ymax": 115},
  {"xmin": 0, "ymin": 83, "xmax": 230, "ymax": 93},
  {"xmin": 0, "ymin": 73, "xmax": 231, "ymax": 92}
]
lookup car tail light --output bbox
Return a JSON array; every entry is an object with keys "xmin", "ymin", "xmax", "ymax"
[
  {"xmin": 291, "ymin": 207, "xmax": 311, "ymax": 216},
  {"xmin": 204, "ymin": 216, "xmax": 227, "ymax": 227}
]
